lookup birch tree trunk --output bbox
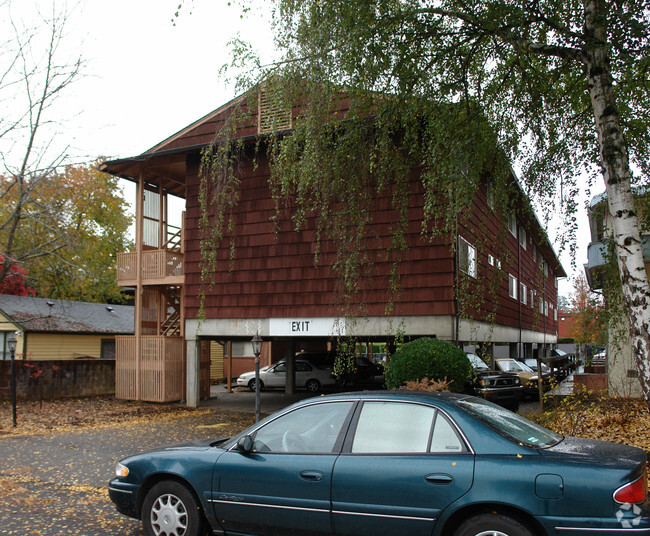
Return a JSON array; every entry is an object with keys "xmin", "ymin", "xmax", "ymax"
[{"xmin": 584, "ymin": 0, "xmax": 650, "ymax": 410}]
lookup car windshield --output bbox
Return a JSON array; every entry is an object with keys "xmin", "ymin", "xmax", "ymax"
[
  {"xmin": 467, "ymin": 353, "xmax": 489, "ymax": 371},
  {"xmin": 498, "ymin": 359, "xmax": 533, "ymax": 373},
  {"xmin": 457, "ymin": 398, "xmax": 563, "ymax": 448}
]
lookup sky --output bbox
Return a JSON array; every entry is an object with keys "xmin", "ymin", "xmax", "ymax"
[{"xmin": 2, "ymin": 0, "xmax": 593, "ymax": 299}]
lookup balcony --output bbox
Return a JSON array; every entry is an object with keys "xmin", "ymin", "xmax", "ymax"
[
  {"xmin": 585, "ymin": 235, "xmax": 650, "ymax": 290},
  {"xmin": 117, "ymin": 250, "xmax": 184, "ymax": 286}
]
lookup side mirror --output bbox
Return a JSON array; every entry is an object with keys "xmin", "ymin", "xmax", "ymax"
[{"xmin": 237, "ymin": 435, "xmax": 253, "ymax": 453}]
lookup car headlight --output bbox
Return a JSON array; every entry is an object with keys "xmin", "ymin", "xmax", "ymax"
[{"xmin": 115, "ymin": 462, "xmax": 129, "ymax": 478}]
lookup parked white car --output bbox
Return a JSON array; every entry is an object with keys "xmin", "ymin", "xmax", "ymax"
[{"xmin": 236, "ymin": 359, "xmax": 336, "ymax": 393}]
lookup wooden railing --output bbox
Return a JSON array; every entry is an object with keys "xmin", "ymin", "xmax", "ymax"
[
  {"xmin": 115, "ymin": 336, "xmax": 185, "ymax": 402},
  {"xmin": 116, "ymin": 250, "xmax": 184, "ymax": 284}
]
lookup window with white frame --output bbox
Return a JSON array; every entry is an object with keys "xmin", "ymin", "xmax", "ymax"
[
  {"xmin": 545, "ymin": 301, "xmax": 549, "ymax": 316},
  {"xmin": 509, "ymin": 274, "xmax": 518, "ymax": 300},
  {"xmin": 508, "ymin": 215, "xmax": 517, "ymax": 237},
  {"xmin": 487, "ymin": 180, "xmax": 495, "ymax": 210},
  {"xmin": 488, "ymin": 254, "xmax": 495, "ymax": 266},
  {"xmin": 520, "ymin": 282, "xmax": 528, "ymax": 304},
  {"xmin": 519, "ymin": 226, "xmax": 527, "ymax": 249},
  {"xmin": 458, "ymin": 237, "xmax": 477, "ymax": 278},
  {"xmin": 496, "ymin": 258, "xmax": 502, "ymax": 269}
]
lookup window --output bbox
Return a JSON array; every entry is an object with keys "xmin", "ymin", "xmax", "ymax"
[
  {"xmin": 351, "ymin": 402, "xmax": 463, "ymax": 453},
  {"xmin": 509, "ymin": 274, "xmax": 518, "ymax": 300},
  {"xmin": 100, "ymin": 339, "xmax": 115, "ymax": 359},
  {"xmin": 520, "ymin": 282, "xmax": 527, "ymax": 304},
  {"xmin": 496, "ymin": 258, "xmax": 502, "ymax": 269},
  {"xmin": 554, "ymin": 308, "xmax": 558, "ymax": 321},
  {"xmin": 508, "ymin": 215, "xmax": 517, "ymax": 237},
  {"xmin": 533, "ymin": 247, "xmax": 537, "ymax": 262},
  {"xmin": 545, "ymin": 301, "xmax": 549, "ymax": 316},
  {"xmin": 458, "ymin": 237, "xmax": 477, "ymax": 278},
  {"xmin": 430, "ymin": 413, "xmax": 464, "ymax": 453},
  {"xmin": 488, "ymin": 254, "xmax": 494, "ymax": 266},
  {"xmin": 250, "ymin": 401, "xmax": 354, "ymax": 453},
  {"xmin": 519, "ymin": 226, "xmax": 527, "ymax": 249},
  {"xmin": 486, "ymin": 180, "xmax": 495, "ymax": 210},
  {"xmin": 352, "ymin": 402, "xmax": 436, "ymax": 453}
]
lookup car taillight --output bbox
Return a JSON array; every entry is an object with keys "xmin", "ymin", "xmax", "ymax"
[{"xmin": 614, "ymin": 472, "xmax": 648, "ymax": 504}]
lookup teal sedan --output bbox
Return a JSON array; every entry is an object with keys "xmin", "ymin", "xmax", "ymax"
[{"xmin": 109, "ymin": 392, "xmax": 649, "ymax": 536}]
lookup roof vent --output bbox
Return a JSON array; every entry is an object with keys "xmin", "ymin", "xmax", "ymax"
[
  {"xmin": 106, "ymin": 306, "xmax": 114, "ymax": 313},
  {"xmin": 46, "ymin": 301, "xmax": 54, "ymax": 307},
  {"xmin": 258, "ymin": 86, "xmax": 292, "ymax": 134}
]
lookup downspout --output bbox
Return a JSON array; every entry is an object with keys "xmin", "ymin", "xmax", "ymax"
[{"xmin": 518, "ymin": 228, "xmax": 522, "ymax": 360}]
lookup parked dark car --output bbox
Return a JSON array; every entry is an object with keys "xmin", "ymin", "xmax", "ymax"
[
  {"xmin": 109, "ymin": 391, "xmax": 650, "ymax": 536},
  {"xmin": 297, "ymin": 352, "xmax": 384, "ymax": 385},
  {"xmin": 466, "ymin": 353, "xmax": 523, "ymax": 410}
]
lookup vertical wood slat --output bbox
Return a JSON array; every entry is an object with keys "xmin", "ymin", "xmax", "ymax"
[
  {"xmin": 115, "ymin": 335, "xmax": 185, "ymax": 402},
  {"xmin": 115, "ymin": 336, "xmax": 137, "ymax": 400}
]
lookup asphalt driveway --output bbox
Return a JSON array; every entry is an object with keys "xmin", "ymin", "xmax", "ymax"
[{"xmin": 0, "ymin": 389, "xmax": 315, "ymax": 536}]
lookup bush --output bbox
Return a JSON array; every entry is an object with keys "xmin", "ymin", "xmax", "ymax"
[{"xmin": 384, "ymin": 338, "xmax": 471, "ymax": 392}]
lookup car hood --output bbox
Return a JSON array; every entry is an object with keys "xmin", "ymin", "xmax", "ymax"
[
  {"xmin": 540, "ymin": 435, "xmax": 647, "ymax": 467},
  {"xmin": 138, "ymin": 438, "xmax": 229, "ymax": 454}
]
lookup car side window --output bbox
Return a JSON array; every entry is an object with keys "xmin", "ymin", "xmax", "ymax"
[
  {"xmin": 274, "ymin": 363, "xmax": 286, "ymax": 373},
  {"xmin": 429, "ymin": 412, "xmax": 464, "ymax": 453},
  {"xmin": 295, "ymin": 361, "xmax": 312, "ymax": 372},
  {"xmin": 251, "ymin": 401, "xmax": 354, "ymax": 454},
  {"xmin": 351, "ymin": 402, "xmax": 436, "ymax": 453}
]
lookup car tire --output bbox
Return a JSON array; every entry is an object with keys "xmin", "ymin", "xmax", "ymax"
[
  {"xmin": 142, "ymin": 480, "xmax": 208, "ymax": 536},
  {"xmin": 453, "ymin": 512, "xmax": 534, "ymax": 536},
  {"xmin": 248, "ymin": 379, "xmax": 264, "ymax": 392},
  {"xmin": 305, "ymin": 379, "xmax": 321, "ymax": 392}
]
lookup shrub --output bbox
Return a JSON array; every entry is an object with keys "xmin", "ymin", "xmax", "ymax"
[
  {"xmin": 398, "ymin": 377, "xmax": 451, "ymax": 392},
  {"xmin": 384, "ymin": 338, "xmax": 471, "ymax": 392}
]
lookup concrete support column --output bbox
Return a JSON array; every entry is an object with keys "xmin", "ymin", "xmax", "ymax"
[
  {"xmin": 524, "ymin": 343, "xmax": 533, "ymax": 360},
  {"xmin": 186, "ymin": 337, "xmax": 200, "ymax": 407},
  {"xmin": 285, "ymin": 340, "xmax": 296, "ymax": 394}
]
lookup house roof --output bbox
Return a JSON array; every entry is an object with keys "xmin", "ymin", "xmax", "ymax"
[{"xmin": 0, "ymin": 295, "xmax": 134, "ymax": 335}]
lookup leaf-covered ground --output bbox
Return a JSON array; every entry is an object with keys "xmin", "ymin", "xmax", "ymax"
[
  {"xmin": 528, "ymin": 395, "xmax": 650, "ymax": 453},
  {"xmin": 0, "ymin": 396, "xmax": 212, "ymax": 437}
]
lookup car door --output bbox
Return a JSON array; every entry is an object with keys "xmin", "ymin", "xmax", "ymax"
[
  {"xmin": 331, "ymin": 400, "xmax": 474, "ymax": 536},
  {"xmin": 212, "ymin": 400, "xmax": 355, "ymax": 536},
  {"xmin": 263, "ymin": 362, "xmax": 285, "ymax": 388}
]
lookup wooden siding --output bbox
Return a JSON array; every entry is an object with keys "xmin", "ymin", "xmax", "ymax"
[
  {"xmin": 183, "ymin": 150, "xmax": 559, "ymax": 336},
  {"xmin": 456, "ymin": 178, "xmax": 559, "ymax": 335},
  {"xmin": 183, "ymin": 152, "xmax": 458, "ymax": 321},
  {"xmin": 23, "ymin": 334, "xmax": 108, "ymax": 360}
]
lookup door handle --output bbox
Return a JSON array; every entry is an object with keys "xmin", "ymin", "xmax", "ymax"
[
  {"xmin": 300, "ymin": 470, "xmax": 325, "ymax": 481},
  {"xmin": 425, "ymin": 473, "xmax": 454, "ymax": 485}
]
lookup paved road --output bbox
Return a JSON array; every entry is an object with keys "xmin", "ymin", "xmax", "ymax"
[
  {"xmin": 0, "ymin": 383, "xmax": 552, "ymax": 535},
  {"xmin": 0, "ymin": 389, "xmax": 316, "ymax": 536}
]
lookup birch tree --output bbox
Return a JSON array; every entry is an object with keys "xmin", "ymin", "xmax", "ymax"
[{"xmin": 215, "ymin": 0, "xmax": 650, "ymax": 408}]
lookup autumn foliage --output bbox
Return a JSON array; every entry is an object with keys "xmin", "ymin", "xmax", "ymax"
[{"xmin": 0, "ymin": 255, "xmax": 35, "ymax": 296}]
